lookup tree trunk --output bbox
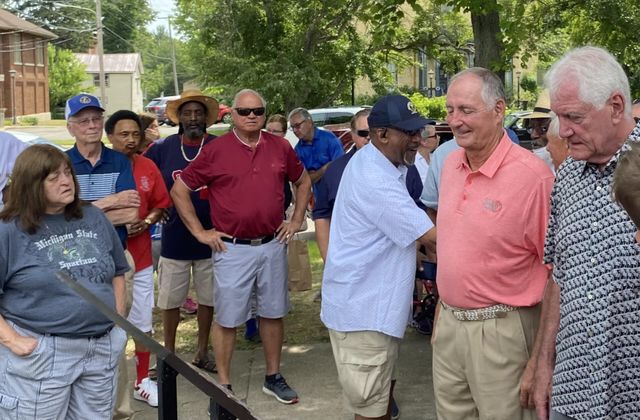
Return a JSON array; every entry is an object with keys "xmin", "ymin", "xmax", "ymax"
[{"xmin": 470, "ymin": 5, "xmax": 505, "ymax": 83}]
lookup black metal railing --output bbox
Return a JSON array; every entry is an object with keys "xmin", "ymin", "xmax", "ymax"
[{"xmin": 56, "ymin": 271, "xmax": 260, "ymax": 420}]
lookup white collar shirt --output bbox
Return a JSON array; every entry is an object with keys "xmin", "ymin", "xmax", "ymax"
[{"xmin": 320, "ymin": 143, "xmax": 432, "ymax": 338}]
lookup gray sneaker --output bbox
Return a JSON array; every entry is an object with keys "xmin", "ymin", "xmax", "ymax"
[{"xmin": 262, "ymin": 373, "xmax": 299, "ymax": 404}]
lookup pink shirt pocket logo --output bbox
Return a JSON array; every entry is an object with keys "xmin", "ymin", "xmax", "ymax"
[{"xmin": 483, "ymin": 198, "xmax": 502, "ymax": 213}]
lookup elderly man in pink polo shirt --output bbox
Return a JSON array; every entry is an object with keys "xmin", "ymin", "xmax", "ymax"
[{"xmin": 432, "ymin": 67, "xmax": 554, "ymax": 420}]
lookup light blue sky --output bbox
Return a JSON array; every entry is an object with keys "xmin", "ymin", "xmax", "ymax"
[{"xmin": 148, "ymin": 0, "xmax": 175, "ymax": 31}]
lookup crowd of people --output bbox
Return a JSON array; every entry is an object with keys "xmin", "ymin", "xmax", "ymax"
[{"xmin": 0, "ymin": 44, "xmax": 639, "ymax": 420}]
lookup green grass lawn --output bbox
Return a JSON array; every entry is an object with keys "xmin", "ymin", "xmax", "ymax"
[{"xmin": 139, "ymin": 239, "xmax": 327, "ymax": 356}]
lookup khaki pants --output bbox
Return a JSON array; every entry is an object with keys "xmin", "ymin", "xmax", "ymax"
[{"xmin": 432, "ymin": 302, "xmax": 540, "ymax": 420}]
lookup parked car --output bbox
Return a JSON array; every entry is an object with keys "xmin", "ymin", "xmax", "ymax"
[
  {"xmin": 504, "ymin": 111, "xmax": 534, "ymax": 149},
  {"xmin": 217, "ymin": 103, "xmax": 232, "ymax": 124},
  {"xmin": 5, "ymin": 130, "xmax": 65, "ymax": 150},
  {"xmin": 144, "ymin": 95, "xmax": 180, "ymax": 126},
  {"xmin": 284, "ymin": 106, "xmax": 371, "ymax": 149}
]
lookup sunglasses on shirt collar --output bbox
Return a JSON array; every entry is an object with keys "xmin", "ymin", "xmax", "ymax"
[{"xmin": 234, "ymin": 107, "xmax": 266, "ymax": 116}]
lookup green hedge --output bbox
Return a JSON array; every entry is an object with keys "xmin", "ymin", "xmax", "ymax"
[{"xmin": 407, "ymin": 93, "xmax": 447, "ymax": 120}]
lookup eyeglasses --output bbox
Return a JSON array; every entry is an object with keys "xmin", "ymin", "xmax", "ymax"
[
  {"xmin": 355, "ymin": 129, "xmax": 370, "ymax": 138},
  {"xmin": 235, "ymin": 107, "xmax": 265, "ymax": 117},
  {"xmin": 289, "ymin": 119, "xmax": 308, "ymax": 131},
  {"xmin": 69, "ymin": 115, "xmax": 103, "ymax": 126}
]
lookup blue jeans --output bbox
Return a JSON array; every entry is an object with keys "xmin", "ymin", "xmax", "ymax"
[{"xmin": 0, "ymin": 321, "xmax": 127, "ymax": 419}]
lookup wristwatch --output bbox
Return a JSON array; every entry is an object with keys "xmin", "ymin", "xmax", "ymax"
[{"xmin": 143, "ymin": 217, "xmax": 153, "ymax": 226}]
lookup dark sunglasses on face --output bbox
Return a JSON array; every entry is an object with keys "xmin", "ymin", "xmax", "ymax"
[
  {"xmin": 235, "ymin": 107, "xmax": 266, "ymax": 116},
  {"xmin": 356, "ymin": 129, "xmax": 370, "ymax": 138}
]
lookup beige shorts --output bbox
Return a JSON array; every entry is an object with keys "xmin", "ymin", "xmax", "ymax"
[
  {"xmin": 156, "ymin": 257, "xmax": 214, "ymax": 309},
  {"xmin": 329, "ymin": 329, "xmax": 399, "ymax": 418}
]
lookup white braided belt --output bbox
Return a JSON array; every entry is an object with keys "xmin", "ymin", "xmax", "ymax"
[{"xmin": 441, "ymin": 301, "xmax": 519, "ymax": 321}]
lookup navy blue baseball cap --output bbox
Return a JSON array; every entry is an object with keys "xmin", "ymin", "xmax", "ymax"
[
  {"xmin": 65, "ymin": 93, "xmax": 105, "ymax": 120},
  {"xmin": 368, "ymin": 95, "xmax": 432, "ymax": 131}
]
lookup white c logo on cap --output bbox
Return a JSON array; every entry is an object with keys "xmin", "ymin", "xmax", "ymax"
[
  {"xmin": 79, "ymin": 96, "xmax": 91, "ymax": 104},
  {"xmin": 407, "ymin": 101, "xmax": 417, "ymax": 114}
]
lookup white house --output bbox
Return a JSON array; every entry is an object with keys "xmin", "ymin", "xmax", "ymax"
[{"xmin": 75, "ymin": 53, "xmax": 144, "ymax": 115}]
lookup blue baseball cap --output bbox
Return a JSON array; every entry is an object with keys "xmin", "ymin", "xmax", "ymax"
[
  {"xmin": 65, "ymin": 93, "xmax": 105, "ymax": 120},
  {"xmin": 368, "ymin": 95, "xmax": 432, "ymax": 131}
]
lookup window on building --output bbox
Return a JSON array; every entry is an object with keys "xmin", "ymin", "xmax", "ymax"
[
  {"xmin": 36, "ymin": 42, "xmax": 44, "ymax": 65},
  {"xmin": 13, "ymin": 33, "xmax": 22, "ymax": 64},
  {"xmin": 93, "ymin": 74, "xmax": 110, "ymax": 87}
]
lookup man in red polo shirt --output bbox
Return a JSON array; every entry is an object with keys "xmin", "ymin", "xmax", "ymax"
[{"xmin": 171, "ymin": 89, "xmax": 311, "ymax": 408}]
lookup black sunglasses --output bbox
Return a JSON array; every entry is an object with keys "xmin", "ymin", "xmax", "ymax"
[
  {"xmin": 356, "ymin": 129, "xmax": 370, "ymax": 138},
  {"xmin": 235, "ymin": 107, "xmax": 266, "ymax": 116}
]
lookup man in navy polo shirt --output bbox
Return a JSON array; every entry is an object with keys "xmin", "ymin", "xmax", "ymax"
[
  {"xmin": 65, "ymin": 93, "xmax": 139, "ymax": 247},
  {"xmin": 171, "ymin": 88, "xmax": 311, "ymax": 409}
]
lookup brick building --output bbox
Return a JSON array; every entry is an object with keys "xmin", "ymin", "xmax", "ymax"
[{"xmin": 0, "ymin": 9, "xmax": 56, "ymax": 121}]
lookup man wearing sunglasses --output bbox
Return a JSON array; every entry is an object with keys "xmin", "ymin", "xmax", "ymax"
[
  {"xmin": 321, "ymin": 94, "xmax": 436, "ymax": 420},
  {"xmin": 171, "ymin": 89, "xmax": 311, "ymax": 410}
]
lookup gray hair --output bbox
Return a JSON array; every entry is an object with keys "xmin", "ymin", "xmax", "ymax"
[
  {"xmin": 350, "ymin": 108, "xmax": 371, "ymax": 131},
  {"xmin": 288, "ymin": 107, "xmax": 311, "ymax": 121},
  {"xmin": 232, "ymin": 89, "xmax": 267, "ymax": 108},
  {"xmin": 450, "ymin": 67, "xmax": 506, "ymax": 107},
  {"xmin": 544, "ymin": 46, "xmax": 631, "ymax": 117}
]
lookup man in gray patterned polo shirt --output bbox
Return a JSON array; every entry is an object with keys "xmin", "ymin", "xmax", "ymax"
[{"xmin": 534, "ymin": 46, "xmax": 640, "ymax": 420}]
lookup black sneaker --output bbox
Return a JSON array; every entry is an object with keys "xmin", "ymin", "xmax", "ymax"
[
  {"xmin": 262, "ymin": 373, "xmax": 299, "ymax": 404},
  {"xmin": 211, "ymin": 385, "xmax": 236, "ymax": 420}
]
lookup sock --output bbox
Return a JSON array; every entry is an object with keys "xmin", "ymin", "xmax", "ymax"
[
  {"xmin": 265, "ymin": 373, "xmax": 279, "ymax": 382},
  {"xmin": 245, "ymin": 318, "xmax": 258, "ymax": 337},
  {"xmin": 135, "ymin": 351, "xmax": 151, "ymax": 386}
]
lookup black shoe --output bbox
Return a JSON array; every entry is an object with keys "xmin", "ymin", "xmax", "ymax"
[{"xmin": 262, "ymin": 373, "xmax": 299, "ymax": 404}]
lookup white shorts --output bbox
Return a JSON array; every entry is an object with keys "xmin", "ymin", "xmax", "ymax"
[{"xmin": 127, "ymin": 266, "xmax": 154, "ymax": 332}]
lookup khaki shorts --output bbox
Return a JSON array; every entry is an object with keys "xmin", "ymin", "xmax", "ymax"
[
  {"xmin": 156, "ymin": 257, "xmax": 214, "ymax": 309},
  {"xmin": 329, "ymin": 329, "xmax": 399, "ymax": 418}
]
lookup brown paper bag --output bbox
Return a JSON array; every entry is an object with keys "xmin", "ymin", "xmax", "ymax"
[{"xmin": 287, "ymin": 237, "xmax": 312, "ymax": 292}]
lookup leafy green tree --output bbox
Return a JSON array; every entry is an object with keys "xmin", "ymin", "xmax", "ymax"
[
  {"xmin": 47, "ymin": 44, "xmax": 91, "ymax": 116},
  {"xmin": 0, "ymin": 0, "xmax": 153, "ymax": 53},
  {"xmin": 136, "ymin": 26, "xmax": 196, "ymax": 99},
  {"xmin": 174, "ymin": 0, "xmax": 472, "ymax": 111}
]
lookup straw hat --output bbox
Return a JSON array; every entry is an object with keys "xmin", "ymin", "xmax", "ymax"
[
  {"xmin": 165, "ymin": 89, "xmax": 220, "ymax": 126},
  {"xmin": 522, "ymin": 89, "xmax": 551, "ymax": 119}
]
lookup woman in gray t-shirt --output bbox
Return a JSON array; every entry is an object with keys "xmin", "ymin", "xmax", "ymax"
[{"xmin": 0, "ymin": 144, "xmax": 129, "ymax": 419}]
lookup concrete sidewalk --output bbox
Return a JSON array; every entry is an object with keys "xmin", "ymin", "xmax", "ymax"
[{"xmin": 127, "ymin": 329, "xmax": 436, "ymax": 419}]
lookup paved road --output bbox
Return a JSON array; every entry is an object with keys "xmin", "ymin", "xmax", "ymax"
[{"xmin": 3, "ymin": 123, "xmax": 233, "ymax": 143}]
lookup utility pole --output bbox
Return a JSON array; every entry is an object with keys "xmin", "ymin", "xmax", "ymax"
[
  {"xmin": 96, "ymin": 0, "xmax": 106, "ymax": 104},
  {"xmin": 167, "ymin": 17, "xmax": 179, "ymax": 95}
]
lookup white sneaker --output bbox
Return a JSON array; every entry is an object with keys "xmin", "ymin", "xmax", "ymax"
[{"xmin": 133, "ymin": 377, "xmax": 158, "ymax": 407}]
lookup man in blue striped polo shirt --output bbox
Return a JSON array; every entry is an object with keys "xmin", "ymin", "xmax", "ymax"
[{"xmin": 64, "ymin": 93, "xmax": 139, "ymax": 247}]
